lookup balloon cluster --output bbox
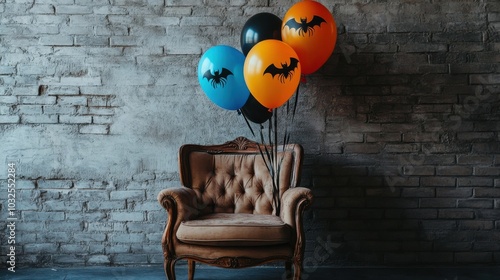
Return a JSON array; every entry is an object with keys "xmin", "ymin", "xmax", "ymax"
[{"xmin": 197, "ymin": 0, "xmax": 337, "ymax": 123}]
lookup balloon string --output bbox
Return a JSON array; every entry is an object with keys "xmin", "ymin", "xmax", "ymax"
[
  {"xmin": 292, "ymin": 82, "xmax": 300, "ymax": 123},
  {"xmin": 239, "ymin": 109, "xmax": 256, "ymax": 137}
]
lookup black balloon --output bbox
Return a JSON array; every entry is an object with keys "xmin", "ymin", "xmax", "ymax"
[
  {"xmin": 241, "ymin": 95, "xmax": 273, "ymax": 124},
  {"xmin": 240, "ymin": 12, "xmax": 282, "ymax": 56}
]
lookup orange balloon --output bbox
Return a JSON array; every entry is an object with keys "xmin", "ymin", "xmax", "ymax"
[
  {"xmin": 282, "ymin": 0, "xmax": 337, "ymax": 75},
  {"xmin": 243, "ymin": 40, "xmax": 301, "ymax": 109}
]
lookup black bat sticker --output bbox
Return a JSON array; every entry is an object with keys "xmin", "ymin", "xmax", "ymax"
[
  {"xmin": 263, "ymin": 57, "xmax": 299, "ymax": 83},
  {"xmin": 284, "ymin": 15, "xmax": 326, "ymax": 36},
  {"xmin": 203, "ymin": 68, "xmax": 233, "ymax": 88}
]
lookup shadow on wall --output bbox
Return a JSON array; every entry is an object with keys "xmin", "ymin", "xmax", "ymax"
[{"xmin": 297, "ymin": 22, "xmax": 500, "ymax": 265}]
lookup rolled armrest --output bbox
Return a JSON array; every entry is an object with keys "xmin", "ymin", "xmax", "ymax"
[
  {"xmin": 157, "ymin": 186, "xmax": 200, "ymax": 221},
  {"xmin": 157, "ymin": 187, "xmax": 200, "ymax": 254},
  {"xmin": 280, "ymin": 187, "xmax": 313, "ymax": 228}
]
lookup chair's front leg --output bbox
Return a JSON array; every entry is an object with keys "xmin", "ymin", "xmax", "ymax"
[
  {"xmin": 164, "ymin": 257, "xmax": 176, "ymax": 280},
  {"xmin": 188, "ymin": 260, "xmax": 195, "ymax": 280},
  {"xmin": 293, "ymin": 259, "xmax": 303, "ymax": 280}
]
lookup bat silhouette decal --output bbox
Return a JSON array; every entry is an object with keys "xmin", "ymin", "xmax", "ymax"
[
  {"xmin": 284, "ymin": 15, "xmax": 326, "ymax": 36},
  {"xmin": 203, "ymin": 68, "xmax": 233, "ymax": 88},
  {"xmin": 264, "ymin": 57, "xmax": 299, "ymax": 83}
]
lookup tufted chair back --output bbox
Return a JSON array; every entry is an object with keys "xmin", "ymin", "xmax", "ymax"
[{"xmin": 179, "ymin": 137, "xmax": 303, "ymax": 216}]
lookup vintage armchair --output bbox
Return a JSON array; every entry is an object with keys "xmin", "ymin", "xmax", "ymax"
[{"xmin": 157, "ymin": 137, "xmax": 313, "ymax": 280}]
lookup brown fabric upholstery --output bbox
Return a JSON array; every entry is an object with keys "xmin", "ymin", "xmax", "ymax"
[
  {"xmin": 157, "ymin": 137, "xmax": 313, "ymax": 280},
  {"xmin": 177, "ymin": 213, "xmax": 292, "ymax": 246},
  {"xmin": 187, "ymin": 151, "xmax": 294, "ymax": 215}
]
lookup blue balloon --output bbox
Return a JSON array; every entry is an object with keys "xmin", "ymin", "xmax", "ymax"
[{"xmin": 198, "ymin": 45, "xmax": 250, "ymax": 110}]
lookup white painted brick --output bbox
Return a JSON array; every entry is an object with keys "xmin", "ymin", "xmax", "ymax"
[
  {"xmin": 74, "ymin": 180, "xmax": 113, "ymax": 189},
  {"xmin": 23, "ymin": 211, "xmax": 65, "ymax": 221},
  {"xmin": 79, "ymin": 87, "xmax": 117, "ymax": 96},
  {"xmin": 87, "ymin": 201, "xmax": 126, "ymax": 210},
  {"xmin": 79, "ymin": 124, "xmax": 109, "ymax": 134},
  {"xmin": 74, "ymin": 36, "xmax": 109, "ymax": 46},
  {"xmin": 0, "ymin": 66, "xmax": 16, "ymax": 75},
  {"xmin": 18, "ymin": 65, "xmax": 56, "ymax": 76},
  {"xmin": 59, "ymin": 25, "xmax": 93, "ymax": 35},
  {"xmin": 68, "ymin": 15, "xmax": 107, "ymax": 26},
  {"xmin": 104, "ymin": 67, "xmax": 154, "ymax": 86},
  {"xmin": 38, "ymin": 179, "xmax": 73, "ymax": 189},
  {"xmin": 18, "ymin": 96, "xmax": 57, "ymax": 105},
  {"xmin": 66, "ymin": 212, "xmax": 107, "ymax": 221},
  {"xmin": 43, "ymin": 105, "xmax": 77, "ymax": 114},
  {"xmin": 60, "ymin": 244, "xmax": 88, "ymax": 254},
  {"xmin": 113, "ymin": 254, "xmax": 149, "ymax": 264},
  {"xmin": 95, "ymin": 25, "xmax": 129, "ymax": 36},
  {"xmin": 15, "ymin": 75, "xmax": 39, "ymax": 86},
  {"xmin": 39, "ymin": 35, "xmax": 74, "ymax": 46},
  {"xmin": 0, "ymin": 77, "xmax": 16, "ymax": 89},
  {"xmin": 0, "ymin": 105, "xmax": 11, "ymax": 114},
  {"xmin": 106, "ymin": 15, "xmax": 134, "ymax": 25},
  {"xmin": 59, "ymin": 76, "xmax": 101, "ymax": 86},
  {"xmin": 166, "ymin": 0, "xmax": 203, "ymax": 6},
  {"xmin": 109, "ymin": 212, "xmax": 145, "ymax": 222},
  {"xmin": 144, "ymin": 16, "xmax": 180, "ymax": 26},
  {"xmin": 72, "ymin": 233, "xmax": 106, "ymax": 242},
  {"xmin": 93, "ymin": 6, "xmax": 128, "ymax": 15},
  {"xmin": 43, "ymin": 201, "xmax": 84, "ymax": 211},
  {"xmin": 25, "ymin": 24, "xmax": 60, "ymax": 35},
  {"xmin": 46, "ymin": 221, "xmax": 83, "ymax": 231},
  {"xmin": 53, "ymin": 46, "xmax": 122, "ymax": 56},
  {"xmin": 53, "ymin": 255, "xmax": 85, "ymax": 265},
  {"xmin": 106, "ymin": 244, "xmax": 130, "ymax": 254},
  {"xmin": 55, "ymin": 5, "xmax": 93, "ymax": 14},
  {"xmin": 59, "ymin": 115, "xmax": 92, "ymax": 124},
  {"xmin": 88, "ymin": 255, "xmax": 111, "ymax": 264},
  {"xmin": 0, "ymin": 96, "xmax": 17, "ymax": 104},
  {"xmin": 131, "ymin": 201, "xmax": 160, "ymax": 211},
  {"xmin": 127, "ymin": 222, "xmax": 161, "ymax": 233},
  {"xmin": 132, "ymin": 171, "xmax": 156, "ymax": 181},
  {"xmin": 15, "ymin": 105, "xmax": 43, "ymax": 114},
  {"xmin": 33, "ymin": 15, "xmax": 69, "ymax": 25},
  {"xmin": 46, "ymin": 86, "xmax": 80, "ymax": 95},
  {"xmin": 92, "ymin": 115, "xmax": 114, "ymax": 124},
  {"xmin": 21, "ymin": 114, "xmax": 58, "ymax": 124},
  {"xmin": 87, "ymin": 96, "xmax": 109, "ymax": 106},
  {"xmin": 86, "ymin": 107, "xmax": 115, "ymax": 115},
  {"xmin": 57, "ymin": 96, "xmax": 87, "ymax": 105},
  {"xmin": 110, "ymin": 36, "xmax": 143, "ymax": 46},
  {"xmin": 28, "ymin": 4, "xmax": 56, "ymax": 14},
  {"xmin": 12, "ymin": 87, "xmax": 38, "ymax": 96},
  {"xmin": 24, "ymin": 243, "xmax": 60, "ymax": 254},
  {"xmin": 180, "ymin": 16, "xmax": 222, "ymax": 26},
  {"xmin": 15, "ymin": 180, "xmax": 36, "ymax": 189},
  {"xmin": 87, "ymin": 222, "xmax": 114, "ymax": 232},
  {"xmin": 110, "ymin": 190, "xmax": 145, "ymax": 200},
  {"xmin": 11, "ymin": 15, "xmax": 33, "ymax": 24},
  {"xmin": 69, "ymin": 190, "xmax": 109, "ymax": 201}
]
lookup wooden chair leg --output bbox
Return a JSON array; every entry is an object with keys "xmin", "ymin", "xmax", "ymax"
[
  {"xmin": 188, "ymin": 260, "xmax": 195, "ymax": 280},
  {"xmin": 164, "ymin": 258, "xmax": 176, "ymax": 280},
  {"xmin": 285, "ymin": 261, "xmax": 293, "ymax": 280},
  {"xmin": 293, "ymin": 259, "xmax": 302, "ymax": 280}
]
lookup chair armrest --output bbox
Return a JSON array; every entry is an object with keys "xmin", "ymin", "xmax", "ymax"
[
  {"xmin": 280, "ymin": 187, "xmax": 313, "ymax": 229},
  {"xmin": 157, "ymin": 187, "xmax": 200, "ymax": 254},
  {"xmin": 157, "ymin": 186, "xmax": 200, "ymax": 221}
]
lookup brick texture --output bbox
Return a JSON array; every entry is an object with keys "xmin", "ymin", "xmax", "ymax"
[{"xmin": 0, "ymin": 0, "xmax": 499, "ymax": 268}]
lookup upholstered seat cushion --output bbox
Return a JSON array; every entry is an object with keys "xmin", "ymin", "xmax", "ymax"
[{"xmin": 176, "ymin": 213, "xmax": 292, "ymax": 247}]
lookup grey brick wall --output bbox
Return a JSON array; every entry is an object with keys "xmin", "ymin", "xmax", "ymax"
[{"xmin": 0, "ymin": 0, "xmax": 499, "ymax": 268}]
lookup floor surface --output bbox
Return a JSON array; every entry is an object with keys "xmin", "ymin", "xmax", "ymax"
[{"xmin": 2, "ymin": 265, "xmax": 500, "ymax": 279}]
